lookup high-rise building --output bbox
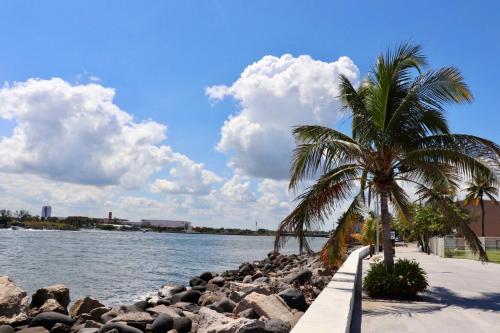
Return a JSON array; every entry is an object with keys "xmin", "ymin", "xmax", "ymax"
[{"xmin": 41, "ymin": 206, "xmax": 52, "ymax": 219}]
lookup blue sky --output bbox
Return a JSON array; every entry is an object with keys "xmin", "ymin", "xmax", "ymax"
[{"xmin": 0, "ymin": 1, "xmax": 498, "ymax": 228}]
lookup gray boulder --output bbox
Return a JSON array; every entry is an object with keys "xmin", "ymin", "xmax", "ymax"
[
  {"xmin": 198, "ymin": 272, "xmax": 213, "ymax": 282},
  {"xmin": 172, "ymin": 317, "xmax": 191, "ymax": 333},
  {"xmin": 283, "ymin": 270, "xmax": 312, "ymax": 285},
  {"xmin": 151, "ymin": 314, "xmax": 173, "ymax": 333},
  {"xmin": 29, "ymin": 312, "xmax": 74, "ymax": 330},
  {"xmin": 0, "ymin": 325, "xmax": 14, "ymax": 333},
  {"xmin": 207, "ymin": 276, "xmax": 225, "ymax": 287},
  {"xmin": 170, "ymin": 291, "xmax": 201, "ymax": 304}
]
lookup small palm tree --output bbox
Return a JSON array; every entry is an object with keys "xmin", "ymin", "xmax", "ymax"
[
  {"xmin": 464, "ymin": 174, "xmax": 499, "ymax": 236},
  {"xmin": 275, "ymin": 43, "xmax": 500, "ymax": 267}
]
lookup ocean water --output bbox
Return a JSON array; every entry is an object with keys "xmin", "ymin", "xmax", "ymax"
[{"xmin": 0, "ymin": 229, "xmax": 325, "ymax": 306}]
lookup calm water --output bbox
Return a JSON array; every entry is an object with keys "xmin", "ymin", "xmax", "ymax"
[{"xmin": 0, "ymin": 229, "xmax": 324, "ymax": 306}]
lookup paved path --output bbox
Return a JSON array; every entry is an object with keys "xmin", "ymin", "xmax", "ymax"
[{"xmin": 354, "ymin": 245, "xmax": 500, "ymax": 333}]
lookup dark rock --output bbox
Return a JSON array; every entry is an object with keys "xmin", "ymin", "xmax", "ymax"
[
  {"xmin": 170, "ymin": 291, "xmax": 201, "ymax": 304},
  {"xmin": 284, "ymin": 270, "xmax": 312, "ymax": 285},
  {"xmin": 188, "ymin": 277, "xmax": 206, "ymax": 288},
  {"xmin": 191, "ymin": 285, "xmax": 206, "ymax": 293},
  {"xmin": 213, "ymin": 298, "xmax": 236, "ymax": 313},
  {"xmin": 125, "ymin": 301, "xmax": 148, "ymax": 313},
  {"xmin": 29, "ymin": 312, "xmax": 74, "ymax": 330},
  {"xmin": 198, "ymin": 272, "xmax": 213, "ymax": 282},
  {"xmin": 98, "ymin": 323, "xmax": 142, "ymax": 333},
  {"xmin": 155, "ymin": 299, "xmax": 171, "ymax": 307},
  {"xmin": 31, "ymin": 286, "xmax": 70, "ymax": 310},
  {"xmin": 206, "ymin": 304, "xmax": 223, "ymax": 313},
  {"xmin": 49, "ymin": 323, "xmax": 70, "ymax": 333},
  {"xmin": 238, "ymin": 264, "xmax": 252, "ymax": 276},
  {"xmin": 99, "ymin": 309, "xmax": 119, "ymax": 324},
  {"xmin": 264, "ymin": 319, "xmax": 290, "ymax": 333},
  {"xmin": 263, "ymin": 264, "xmax": 274, "ymax": 271},
  {"xmin": 69, "ymin": 298, "xmax": 104, "ymax": 318},
  {"xmin": 237, "ymin": 308, "xmax": 259, "ymax": 320},
  {"xmin": 253, "ymin": 277, "xmax": 269, "ymax": 284},
  {"xmin": 172, "ymin": 318, "xmax": 191, "ymax": 333},
  {"xmin": 151, "ymin": 314, "xmax": 173, "ymax": 333},
  {"xmin": 87, "ymin": 308, "xmax": 110, "ymax": 323},
  {"xmin": 0, "ymin": 325, "xmax": 14, "ymax": 333},
  {"xmin": 228, "ymin": 291, "xmax": 243, "ymax": 303},
  {"xmin": 207, "ymin": 277, "xmax": 225, "ymax": 287},
  {"xmin": 277, "ymin": 289, "xmax": 307, "ymax": 312}
]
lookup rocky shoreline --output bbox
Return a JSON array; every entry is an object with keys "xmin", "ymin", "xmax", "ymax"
[{"xmin": 0, "ymin": 251, "xmax": 339, "ymax": 333}]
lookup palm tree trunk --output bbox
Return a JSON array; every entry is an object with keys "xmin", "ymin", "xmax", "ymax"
[
  {"xmin": 480, "ymin": 197, "xmax": 485, "ymax": 237},
  {"xmin": 380, "ymin": 190, "xmax": 394, "ymax": 267}
]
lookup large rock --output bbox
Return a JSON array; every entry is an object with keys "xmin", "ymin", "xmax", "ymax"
[
  {"xmin": 283, "ymin": 270, "xmax": 312, "ymax": 286},
  {"xmin": 0, "ymin": 276, "xmax": 29, "ymax": 326},
  {"xmin": 151, "ymin": 314, "xmax": 173, "ymax": 333},
  {"xmin": 158, "ymin": 285, "xmax": 186, "ymax": 299},
  {"xmin": 29, "ymin": 312, "xmax": 74, "ymax": 330},
  {"xmin": 50, "ymin": 322, "xmax": 71, "ymax": 333},
  {"xmin": 207, "ymin": 277, "xmax": 225, "ymax": 287},
  {"xmin": 172, "ymin": 317, "xmax": 191, "ymax": 333},
  {"xmin": 233, "ymin": 293, "xmax": 293, "ymax": 326},
  {"xmin": 98, "ymin": 323, "xmax": 142, "ymax": 333},
  {"xmin": 170, "ymin": 290, "xmax": 201, "ymax": 304},
  {"xmin": 277, "ymin": 289, "xmax": 308, "ymax": 312},
  {"xmin": 237, "ymin": 319, "xmax": 290, "ymax": 333},
  {"xmin": 212, "ymin": 298, "xmax": 236, "ymax": 313},
  {"xmin": 188, "ymin": 277, "xmax": 206, "ymax": 288},
  {"xmin": 196, "ymin": 307, "xmax": 256, "ymax": 333},
  {"xmin": 31, "ymin": 286, "xmax": 70, "ymax": 310},
  {"xmin": 0, "ymin": 325, "xmax": 14, "ymax": 333},
  {"xmin": 109, "ymin": 313, "xmax": 153, "ymax": 331},
  {"xmin": 70, "ymin": 298, "xmax": 105, "ymax": 318},
  {"xmin": 199, "ymin": 272, "xmax": 213, "ymax": 282},
  {"xmin": 17, "ymin": 328, "xmax": 49, "ymax": 333},
  {"xmin": 146, "ymin": 305, "xmax": 183, "ymax": 318},
  {"xmin": 39, "ymin": 300, "xmax": 67, "ymax": 315}
]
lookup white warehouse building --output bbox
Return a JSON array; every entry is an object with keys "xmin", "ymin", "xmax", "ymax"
[{"xmin": 140, "ymin": 219, "xmax": 192, "ymax": 231}]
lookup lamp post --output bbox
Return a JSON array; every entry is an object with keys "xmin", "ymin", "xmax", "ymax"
[{"xmin": 375, "ymin": 195, "xmax": 380, "ymax": 255}]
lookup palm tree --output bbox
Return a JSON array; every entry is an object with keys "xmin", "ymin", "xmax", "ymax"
[
  {"xmin": 275, "ymin": 43, "xmax": 500, "ymax": 268},
  {"xmin": 464, "ymin": 174, "xmax": 499, "ymax": 237}
]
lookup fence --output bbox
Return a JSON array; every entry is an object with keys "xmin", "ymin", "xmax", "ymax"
[{"xmin": 429, "ymin": 236, "xmax": 500, "ymax": 258}]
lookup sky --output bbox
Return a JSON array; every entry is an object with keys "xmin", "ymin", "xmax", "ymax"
[{"xmin": 0, "ymin": 1, "xmax": 498, "ymax": 229}]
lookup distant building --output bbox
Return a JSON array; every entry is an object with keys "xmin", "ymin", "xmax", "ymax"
[
  {"xmin": 41, "ymin": 206, "xmax": 52, "ymax": 219},
  {"xmin": 458, "ymin": 200, "xmax": 500, "ymax": 237},
  {"xmin": 141, "ymin": 219, "xmax": 192, "ymax": 231}
]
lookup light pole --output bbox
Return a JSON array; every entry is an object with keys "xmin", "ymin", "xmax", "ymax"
[{"xmin": 375, "ymin": 195, "xmax": 380, "ymax": 255}]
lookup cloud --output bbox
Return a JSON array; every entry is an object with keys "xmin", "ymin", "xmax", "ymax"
[
  {"xmin": 149, "ymin": 155, "xmax": 221, "ymax": 196},
  {"xmin": 0, "ymin": 78, "xmax": 218, "ymax": 193},
  {"xmin": 220, "ymin": 175, "xmax": 256, "ymax": 202},
  {"xmin": 206, "ymin": 54, "xmax": 359, "ymax": 179}
]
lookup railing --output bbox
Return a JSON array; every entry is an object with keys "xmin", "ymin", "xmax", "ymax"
[{"xmin": 290, "ymin": 246, "xmax": 369, "ymax": 333}]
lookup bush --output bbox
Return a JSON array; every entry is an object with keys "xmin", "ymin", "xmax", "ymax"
[{"xmin": 363, "ymin": 259, "xmax": 428, "ymax": 298}]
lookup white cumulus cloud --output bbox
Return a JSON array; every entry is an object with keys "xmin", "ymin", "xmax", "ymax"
[{"xmin": 206, "ymin": 54, "xmax": 359, "ymax": 179}]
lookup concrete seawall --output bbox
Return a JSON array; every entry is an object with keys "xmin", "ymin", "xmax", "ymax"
[{"xmin": 291, "ymin": 246, "xmax": 369, "ymax": 333}]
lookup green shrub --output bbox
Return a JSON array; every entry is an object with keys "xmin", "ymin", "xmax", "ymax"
[{"xmin": 363, "ymin": 258, "xmax": 428, "ymax": 298}]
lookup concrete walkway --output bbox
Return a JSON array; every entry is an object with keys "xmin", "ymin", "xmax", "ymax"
[{"xmin": 353, "ymin": 245, "xmax": 500, "ymax": 333}]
